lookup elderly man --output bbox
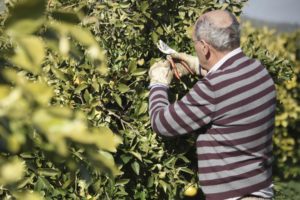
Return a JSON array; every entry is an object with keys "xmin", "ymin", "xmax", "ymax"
[{"xmin": 148, "ymin": 10, "xmax": 276, "ymax": 200}]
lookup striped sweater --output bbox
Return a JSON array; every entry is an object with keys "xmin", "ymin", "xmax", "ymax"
[{"xmin": 149, "ymin": 51, "xmax": 276, "ymax": 200}]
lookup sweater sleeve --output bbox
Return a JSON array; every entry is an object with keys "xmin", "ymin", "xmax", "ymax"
[{"xmin": 149, "ymin": 80, "xmax": 215, "ymax": 137}]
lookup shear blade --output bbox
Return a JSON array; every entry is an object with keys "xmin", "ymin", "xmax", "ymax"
[{"xmin": 157, "ymin": 40, "xmax": 177, "ymax": 55}]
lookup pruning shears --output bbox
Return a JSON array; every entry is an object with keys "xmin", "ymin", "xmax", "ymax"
[{"xmin": 156, "ymin": 40, "xmax": 194, "ymax": 79}]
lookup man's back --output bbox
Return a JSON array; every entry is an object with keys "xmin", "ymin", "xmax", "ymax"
[{"xmin": 196, "ymin": 51, "xmax": 276, "ymax": 200}]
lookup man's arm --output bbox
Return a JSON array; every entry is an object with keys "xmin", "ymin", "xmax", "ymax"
[{"xmin": 149, "ymin": 80, "xmax": 215, "ymax": 136}]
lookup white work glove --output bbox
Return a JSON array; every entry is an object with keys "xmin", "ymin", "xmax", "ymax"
[
  {"xmin": 149, "ymin": 60, "xmax": 173, "ymax": 88},
  {"xmin": 170, "ymin": 52, "xmax": 207, "ymax": 77}
]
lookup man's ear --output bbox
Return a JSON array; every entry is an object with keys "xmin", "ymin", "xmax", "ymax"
[
  {"xmin": 200, "ymin": 40, "xmax": 209, "ymax": 55},
  {"xmin": 200, "ymin": 40, "xmax": 210, "ymax": 59}
]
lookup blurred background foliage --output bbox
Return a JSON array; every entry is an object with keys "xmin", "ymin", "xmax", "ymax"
[{"xmin": 0, "ymin": 0, "xmax": 299, "ymax": 199}]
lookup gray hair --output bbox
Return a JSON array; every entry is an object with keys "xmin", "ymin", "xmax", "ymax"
[{"xmin": 194, "ymin": 11, "xmax": 240, "ymax": 52}]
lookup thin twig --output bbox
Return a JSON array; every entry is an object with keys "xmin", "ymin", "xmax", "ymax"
[
  {"xmin": 107, "ymin": 110, "xmax": 136, "ymax": 131},
  {"xmin": 78, "ymin": 94, "xmax": 84, "ymax": 105}
]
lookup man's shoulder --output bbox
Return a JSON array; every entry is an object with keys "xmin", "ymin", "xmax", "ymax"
[
  {"xmin": 206, "ymin": 55, "xmax": 260, "ymax": 80},
  {"xmin": 204, "ymin": 57, "xmax": 268, "ymax": 92}
]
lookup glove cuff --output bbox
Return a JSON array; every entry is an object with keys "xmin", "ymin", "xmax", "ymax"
[
  {"xmin": 148, "ymin": 83, "xmax": 169, "ymax": 89},
  {"xmin": 192, "ymin": 56, "xmax": 200, "ymax": 75},
  {"xmin": 149, "ymin": 78, "xmax": 170, "ymax": 87}
]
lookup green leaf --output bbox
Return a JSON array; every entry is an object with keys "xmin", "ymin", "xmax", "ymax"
[
  {"xmin": 179, "ymin": 167, "xmax": 194, "ymax": 175},
  {"xmin": 75, "ymin": 84, "xmax": 88, "ymax": 94},
  {"xmin": 156, "ymin": 27, "xmax": 163, "ymax": 35},
  {"xmin": 151, "ymin": 32, "xmax": 158, "ymax": 43},
  {"xmin": 178, "ymin": 11, "xmax": 185, "ymax": 19},
  {"xmin": 132, "ymin": 68, "xmax": 147, "ymax": 76},
  {"xmin": 113, "ymin": 93, "xmax": 122, "ymax": 108},
  {"xmin": 0, "ymin": 158, "xmax": 25, "ymax": 184},
  {"xmin": 17, "ymin": 174, "xmax": 35, "ymax": 189},
  {"xmin": 164, "ymin": 157, "xmax": 177, "ymax": 168},
  {"xmin": 51, "ymin": 66, "xmax": 68, "ymax": 81},
  {"xmin": 115, "ymin": 179, "xmax": 130, "ymax": 186},
  {"xmin": 51, "ymin": 11, "xmax": 81, "ymax": 24},
  {"xmin": 11, "ymin": 36, "xmax": 45, "ymax": 74},
  {"xmin": 0, "ymin": 86, "xmax": 11, "ymax": 100},
  {"xmin": 147, "ymin": 176, "xmax": 154, "ymax": 188},
  {"xmin": 13, "ymin": 191, "xmax": 43, "ymax": 200},
  {"xmin": 23, "ymin": 81, "xmax": 53, "ymax": 105},
  {"xmin": 120, "ymin": 154, "xmax": 132, "ymax": 164},
  {"xmin": 19, "ymin": 152, "xmax": 35, "ymax": 159},
  {"xmin": 92, "ymin": 81, "xmax": 100, "ymax": 92},
  {"xmin": 117, "ymin": 83, "xmax": 130, "ymax": 93},
  {"xmin": 98, "ymin": 78, "xmax": 108, "ymax": 87},
  {"xmin": 69, "ymin": 26, "xmax": 97, "ymax": 47},
  {"xmin": 83, "ymin": 89, "xmax": 90, "ymax": 103},
  {"xmin": 34, "ymin": 176, "xmax": 53, "ymax": 192},
  {"xmin": 178, "ymin": 155, "xmax": 190, "ymax": 163},
  {"xmin": 137, "ymin": 102, "xmax": 148, "ymax": 115},
  {"xmin": 93, "ymin": 127, "xmax": 122, "ymax": 152},
  {"xmin": 128, "ymin": 60, "xmax": 137, "ymax": 73},
  {"xmin": 5, "ymin": 0, "xmax": 46, "ymax": 35},
  {"xmin": 33, "ymin": 108, "xmax": 122, "ymax": 153},
  {"xmin": 131, "ymin": 161, "xmax": 140, "ymax": 175},
  {"xmin": 37, "ymin": 168, "xmax": 61, "ymax": 177},
  {"xmin": 140, "ymin": 1, "xmax": 149, "ymax": 13},
  {"xmin": 129, "ymin": 151, "xmax": 143, "ymax": 161},
  {"xmin": 92, "ymin": 150, "xmax": 120, "ymax": 176},
  {"xmin": 159, "ymin": 180, "xmax": 168, "ymax": 193}
]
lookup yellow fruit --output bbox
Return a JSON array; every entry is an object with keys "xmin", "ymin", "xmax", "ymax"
[
  {"xmin": 137, "ymin": 58, "xmax": 145, "ymax": 66},
  {"xmin": 74, "ymin": 77, "xmax": 81, "ymax": 85},
  {"xmin": 109, "ymin": 81, "xmax": 115, "ymax": 89},
  {"xmin": 184, "ymin": 185, "xmax": 197, "ymax": 197},
  {"xmin": 158, "ymin": 171, "xmax": 166, "ymax": 179}
]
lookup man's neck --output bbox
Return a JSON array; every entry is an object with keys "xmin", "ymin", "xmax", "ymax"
[
  {"xmin": 207, "ymin": 50, "xmax": 231, "ymax": 70},
  {"xmin": 205, "ymin": 47, "xmax": 242, "ymax": 74}
]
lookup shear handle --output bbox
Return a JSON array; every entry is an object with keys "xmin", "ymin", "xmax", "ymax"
[
  {"xmin": 166, "ymin": 56, "xmax": 195, "ymax": 79},
  {"xmin": 167, "ymin": 56, "xmax": 181, "ymax": 79}
]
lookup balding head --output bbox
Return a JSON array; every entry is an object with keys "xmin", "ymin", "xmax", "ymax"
[
  {"xmin": 194, "ymin": 10, "xmax": 240, "ymax": 52},
  {"xmin": 203, "ymin": 10, "xmax": 234, "ymax": 28}
]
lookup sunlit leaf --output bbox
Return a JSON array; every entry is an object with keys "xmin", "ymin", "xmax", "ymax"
[
  {"xmin": 0, "ymin": 158, "xmax": 25, "ymax": 185},
  {"xmin": 5, "ymin": 0, "xmax": 46, "ymax": 35},
  {"xmin": 11, "ymin": 36, "xmax": 45, "ymax": 74},
  {"xmin": 128, "ymin": 60, "xmax": 137, "ymax": 73},
  {"xmin": 37, "ymin": 168, "xmax": 61, "ymax": 177},
  {"xmin": 69, "ymin": 26, "xmax": 97, "ymax": 47},
  {"xmin": 115, "ymin": 179, "xmax": 130, "ymax": 186},
  {"xmin": 51, "ymin": 10, "xmax": 81, "ymax": 24},
  {"xmin": 137, "ymin": 102, "xmax": 148, "ymax": 115},
  {"xmin": 117, "ymin": 83, "xmax": 130, "ymax": 93},
  {"xmin": 131, "ymin": 161, "xmax": 140, "ymax": 175},
  {"xmin": 13, "ymin": 191, "xmax": 43, "ymax": 200},
  {"xmin": 113, "ymin": 93, "xmax": 122, "ymax": 108}
]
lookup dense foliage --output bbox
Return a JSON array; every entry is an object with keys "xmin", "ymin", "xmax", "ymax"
[
  {"xmin": 0, "ymin": 0, "xmax": 121, "ymax": 199},
  {"xmin": 241, "ymin": 24, "xmax": 300, "ymax": 198},
  {"xmin": 0, "ymin": 0, "xmax": 299, "ymax": 199}
]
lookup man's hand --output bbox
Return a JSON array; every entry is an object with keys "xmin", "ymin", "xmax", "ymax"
[
  {"xmin": 170, "ymin": 52, "xmax": 200, "ymax": 75},
  {"xmin": 171, "ymin": 52, "xmax": 208, "ymax": 77},
  {"xmin": 149, "ymin": 60, "xmax": 173, "ymax": 87}
]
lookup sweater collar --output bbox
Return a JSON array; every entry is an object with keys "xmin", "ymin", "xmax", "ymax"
[{"xmin": 207, "ymin": 47, "xmax": 242, "ymax": 75}]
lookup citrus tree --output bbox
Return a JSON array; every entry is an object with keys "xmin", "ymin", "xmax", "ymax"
[
  {"xmin": 242, "ymin": 24, "xmax": 300, "ymax": 181},
  {"xmin": 241, "ymin": 24, "xmax": 300, "ymax": 199},
  {"xmin": 0, "ymin": 0, "xmax": 298, "ymax": 200},
  {"xmin": 0, "ymin": 0, "xmax": 121, "ymax": 199}
]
